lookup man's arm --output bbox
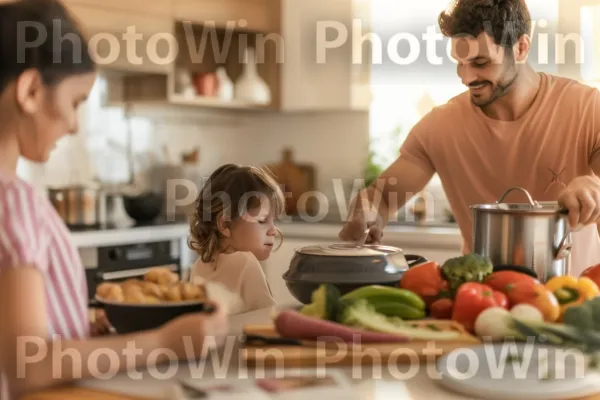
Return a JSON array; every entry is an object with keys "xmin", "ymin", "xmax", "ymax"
[
  {"xmin": 360, "ymin": 155, "xmax": 434, "ymax": 224},
  {"xmin": 340, "ymin": 155, "xmax": 434, "ymax": 242},
  {"xmin": 558, "ymin": 88, "xmax": 600, "ymax": 229}
]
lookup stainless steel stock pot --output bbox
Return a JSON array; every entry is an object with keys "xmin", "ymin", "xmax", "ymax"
[{"xmin": 471, "ymin": 187, "xmax": 572, "ymax": 282}]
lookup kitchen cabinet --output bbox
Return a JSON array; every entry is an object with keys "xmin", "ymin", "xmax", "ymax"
[
  {"xmin": 62, "ymin": 0, "xmax": 171, "ymax": 17},
  {"xmin": 173, "ymin": 0, "xmax": 275, "ymax": 33},
  {"xmin": 278, "ymin": 0, "xmax": 371, "ymax": 111},
  {"xmin": 63, "ymin": 2, "xmax": 175, "ymax": 74},
  {"xmin": 67, "ymin": 0, "xmax": 372, "ymax": 112}
]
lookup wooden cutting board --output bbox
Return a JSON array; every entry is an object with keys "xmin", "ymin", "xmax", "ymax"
[
  {"xmin": 264, "ymin": 148, "xmax": 315, "ymax": 215},
  {"xmin": 241, "ymin": 319, "xmax": 482, "ymax": 368}
]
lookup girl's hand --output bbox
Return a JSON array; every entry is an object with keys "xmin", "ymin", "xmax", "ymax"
[
  {"xmin": 159, "ymin": 301, "xmax": 229, "ymax": 360},
  {"xmin": 90, "ymin": 308, "xmax": 113, "ymax": 336}
]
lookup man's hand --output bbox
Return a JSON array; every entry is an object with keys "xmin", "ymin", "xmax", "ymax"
[
  {"xmin": 338, "ymin": 190, "xmax": 385, "ymax": 244},
  {"xmin": 557, "ymin": 175, "xmax": 600, "ymax": 230}
]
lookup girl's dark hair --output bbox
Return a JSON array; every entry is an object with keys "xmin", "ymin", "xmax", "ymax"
[
  {"xmin": 189, "ymin": 164, "xmax": 286, "ymax": 264},
  {"xmin": 438, "ymin": 0, "xmax": 531, "ymax": 49},
  {"xmin": 0, "ymin": 0, "xmax": 95, "ymax": 93}
]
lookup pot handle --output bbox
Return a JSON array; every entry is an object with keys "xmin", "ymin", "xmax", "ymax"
[
  {"xmin": 496, "ymin": 187, "xmax": 539, "ymax": 207},
  {"xmin": 405, "ymin": 254, "xmax": 428, "ymax": 268},
  {"xmin": 554, "ymin": 207, "xmax": 572, "ymax": 260}
]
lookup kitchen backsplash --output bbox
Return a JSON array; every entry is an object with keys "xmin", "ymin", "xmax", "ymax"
[{"xmin": 18, "ymin": 72, "xmax": 450, "ymax": 222}]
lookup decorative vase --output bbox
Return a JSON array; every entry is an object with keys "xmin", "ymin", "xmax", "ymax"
[
  {"xmin": 234, "ymin": 47, "xmax": 271, "ymax": 105},
  {"xmin": 216, "ymin": 66, "xmax": 234, "ymax": 101}
]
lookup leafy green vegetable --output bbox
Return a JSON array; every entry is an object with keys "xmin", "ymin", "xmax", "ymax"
[{"xmin": 340, "ymin": 299, "xmax": 461, "ymax": 340}]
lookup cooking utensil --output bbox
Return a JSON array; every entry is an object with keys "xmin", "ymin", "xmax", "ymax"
[
  {"xmin": 282, "ymin": 243, "xmax": 428, "ymax": 304},
  {"xmin": 48, "ymin": 185, "xmax": 106, "ymax": 228},
  {"xmin": 471, "ymin": 187, "xmax": 572, "ymax": 283},
  {"xmin": 90, "ymin": 296, "xmax": 216, "ymax": 334},
  {"xmin": 122, "ymin": 191, "xmax": 164, "ymax": 223}
]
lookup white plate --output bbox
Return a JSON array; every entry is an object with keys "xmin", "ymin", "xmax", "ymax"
[{"xmin": 435, "ymin": 341, "xmax": 600, "ymax": 400}]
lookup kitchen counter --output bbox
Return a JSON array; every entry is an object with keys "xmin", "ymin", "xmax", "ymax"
[
  {"xmin": 70, "ymin": 222, "xmax": 190, "ymax": 248},
  {"xmin": 22, "ymin": 307, "xmax": 600, "ymax": 400},
  {"xmin": 278, "ymin": 220, "xmax": 462, "ymax": 250},
  {"xmin": 69, "ymin": 217, "xmax": 462, "ymax": 250}
]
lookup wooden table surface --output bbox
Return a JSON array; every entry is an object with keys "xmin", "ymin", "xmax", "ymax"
[
  {"xmin": 22, "ymin": 387, "xmax": 148, "ymax": 400},
  {"xmin": 20, "ymin": 385, "xmax": 600, "ymax": 400},
  {"xmin": 19, "ymin": 306, "xmax": 600, "ymax": 400}
]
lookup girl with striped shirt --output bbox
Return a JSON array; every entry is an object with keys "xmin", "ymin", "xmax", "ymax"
[{"xmin": 0, "ymin": 1, "xmax": 229, "ymax": 398}]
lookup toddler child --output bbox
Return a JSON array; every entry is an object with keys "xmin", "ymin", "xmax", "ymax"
[{"xmin": 189, "ymin": 164, "xmax": 285, "ymax": 314}]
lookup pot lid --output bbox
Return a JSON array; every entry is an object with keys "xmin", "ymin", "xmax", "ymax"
[
  {"xmin": 470, "ymin": 187, "xmax": 566, "ymax": 215},
  {"xmin": 295, "ymin": 243, "xmax": 403, "ymax": 257}
]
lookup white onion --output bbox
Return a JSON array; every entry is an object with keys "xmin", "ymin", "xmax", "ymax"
[
  {"xmin": 474, "ymin": 307, "xmax": 513, "ymax": 340},
  {"xmin": 510, "ymin": 304, "xmax": 544, "ymax": 322}
]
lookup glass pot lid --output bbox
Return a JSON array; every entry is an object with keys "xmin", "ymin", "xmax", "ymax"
[{"xmin": 295, "ymin": 243, "xmax": 403, "ymax": 257}]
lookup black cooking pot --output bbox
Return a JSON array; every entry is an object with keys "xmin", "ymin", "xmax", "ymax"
[
  {"xmin": 282, "ymin": 243, "xmax": 428, "ymax": 304},
  {"xmin": 91, "ymin": 297, "xmax": 215, "ymax": 334}
]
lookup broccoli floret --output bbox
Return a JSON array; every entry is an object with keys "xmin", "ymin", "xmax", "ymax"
[{"xmin": 441, "ymin": 253, "xmax": 494, "ymax": 294}]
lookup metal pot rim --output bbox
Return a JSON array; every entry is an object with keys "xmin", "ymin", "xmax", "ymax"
[
  {"xmin": 470, "ymin": 201, "xmax": 565, "ymax": 215},
  {"xmin": 294, "ymin": 243, "xmax": 403, "ymax": 257},
  {"xmin": 472, "ymin": 186, "xmax": 567, "ymax": 215}
]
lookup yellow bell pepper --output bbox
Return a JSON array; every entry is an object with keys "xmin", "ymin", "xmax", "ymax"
[{"xmin": 545, "ymin": 276, "xmax": 600, "ymax": 319}]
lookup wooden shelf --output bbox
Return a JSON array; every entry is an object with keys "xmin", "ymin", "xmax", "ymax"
[
  {"xmin": 167, "ymin": 93, "xmax": 271, "ymax": 110},
  {"xmin": 106, "ymin": 19, "xmax": 281, "ymax": 112}
]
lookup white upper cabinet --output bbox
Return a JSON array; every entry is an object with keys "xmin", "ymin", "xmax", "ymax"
[{"xmin": 278, "ymin": 0, "xmax": 371, "ymax": 112}]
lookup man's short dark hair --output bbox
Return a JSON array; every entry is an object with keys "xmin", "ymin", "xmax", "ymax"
[{"xmin": 438, "ymin": 0, "xmax": 532, "ymax": 48}]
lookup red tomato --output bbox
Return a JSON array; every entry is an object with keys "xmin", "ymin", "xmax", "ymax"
[
  {"xmin": 451, "ymin": 282, "xmax": 509, "ymax": 333},
  {"xmin": 484, "ymin": 271, "xmax": 539, "ymax": 293},
  {"xmin": 581, "ymin": 263, "xmax": 600, "ymax": 288},
  {"xmin": 430, "ymin": 298, "xmax": 453, "ymax": 319}
]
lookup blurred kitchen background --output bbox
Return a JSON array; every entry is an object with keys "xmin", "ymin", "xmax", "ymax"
[
  {"xmin": 18, "ymin": 0, "xmax": 591, "ymax": 228},
  {"xmin": 21, "ymin": 0, "xmax": 595, "ymax": 306}
]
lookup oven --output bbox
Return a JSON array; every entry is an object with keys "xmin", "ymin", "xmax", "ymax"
[{"xmin": 81, "ymin": 239, "xmax": 182, "ymax": 306}]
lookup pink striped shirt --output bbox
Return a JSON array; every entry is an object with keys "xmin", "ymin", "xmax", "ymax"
[{"xmin": 0, "ymin": 174, "xmax": 89, "ymax": 398}]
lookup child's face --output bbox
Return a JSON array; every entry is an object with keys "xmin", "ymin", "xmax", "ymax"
[{"xmin": 226, "ymin": 198, "xmax": 277, "ymax": 261}]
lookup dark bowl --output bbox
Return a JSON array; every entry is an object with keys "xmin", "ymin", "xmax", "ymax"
[
  {"xmin": 92, "ymin": 297, "xmax": 215, "ymax": 334},
  {"xmin": 123, "ymin": 192, "xmax": 164, "ymax": 223}
]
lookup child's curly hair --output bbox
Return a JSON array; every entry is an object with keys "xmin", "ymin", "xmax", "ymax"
[{"xmin": 188, "ymin": 164, "xmax": 286, "ymax": 263}]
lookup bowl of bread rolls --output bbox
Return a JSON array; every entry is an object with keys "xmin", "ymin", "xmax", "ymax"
[{"xmin": 93, "ymin": 267, "xmax": 214, "ymax": 334}]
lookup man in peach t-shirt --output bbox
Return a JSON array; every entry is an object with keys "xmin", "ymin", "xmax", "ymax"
[{"xmin": 339, "ymin": 0, "xmax": 600, "ymax": 277}]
